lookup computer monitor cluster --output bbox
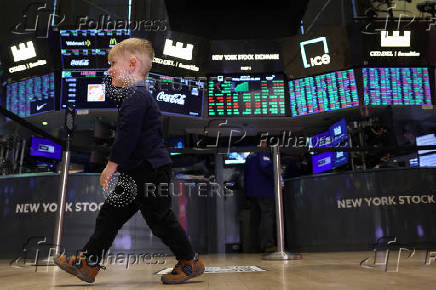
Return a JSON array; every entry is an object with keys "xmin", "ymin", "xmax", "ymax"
[
  {"xmin": 311, "ymin": 118, "xmax": 350, "ymax": 174},
  {"xmin": 4, "ymin": 65, "xmax": 435, "ymax": 119}
]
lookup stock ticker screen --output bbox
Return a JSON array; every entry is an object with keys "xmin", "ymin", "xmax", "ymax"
[
  {"xmin": 288, "ymin": 69, "xmax": 359, "ymax": 117},
  {"xmin": 146, "ymin": 72, "xmax": 204, "ymax": 117},
  {"xmin": 61, "ymin": 70, "xmax": 116, "ymax": 110},
  {"xmin": 6, "ymin": 72, "xmax": 56, "ymax": 117},
  {"xmin": 60, "ymin": 29, "xmax": 131, "ymax": 70},
  {"xmin": 363, "ymin": 67, "xmax": 432, "ymax": 105},
  {"xmin": 207, "ymin": 74, "xmax": 286, "ymax": 117}
]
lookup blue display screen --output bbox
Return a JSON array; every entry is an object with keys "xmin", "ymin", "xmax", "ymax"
[
  {"xmin": 30, "ymin": 137, "xmax": 62, "ymax": 160},
  {"xmin": 329, "ymin": 118, "xmax": 348, "ymax": 144},
  {"xmin": 312, "ymin": 118, "xmax": 349, "ymax": 174},
  {"xmin": 363, "ymin": 67, "xmax": 432, "ymax": 105},
  {"xmin": 289, "ymin": 69, "xmax": 359, "ymax": 117},
  {"xmin": 312, "ymin": 152, "xmax": 333, "ymax": 174}
]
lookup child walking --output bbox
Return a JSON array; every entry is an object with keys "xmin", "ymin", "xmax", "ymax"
[{"xmin": 54, "ymin": 38, "xmax": 204, "ymax": 285}]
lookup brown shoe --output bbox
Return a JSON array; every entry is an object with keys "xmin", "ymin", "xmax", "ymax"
[
  {"xmin": 54, "ymin": 253, "xmax": 104, "ymax": 283},
  {"xmin": 161, "ymin": 253, "xmax": 205, "ymax": 284}
]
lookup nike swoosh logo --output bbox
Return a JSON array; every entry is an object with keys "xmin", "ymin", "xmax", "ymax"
[{"xmin": 36, "ymin": 104, "xmax": 47, "ymax": 111}]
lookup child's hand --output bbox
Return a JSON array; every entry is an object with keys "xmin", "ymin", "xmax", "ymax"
[{"xmin": 100, "ymin": 161, "xmax": 118, "ymax": 190}]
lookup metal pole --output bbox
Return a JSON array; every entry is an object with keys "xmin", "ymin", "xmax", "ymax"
[
  {"xmin": 263, "ymin": 146, "xmax": 301, "ymax": 260},
  {"xmin": 53, "ymin": 134, "xmax": 71, "ymax": 255},
  {"xmin": 19, "ymin": 139, "xmax": 26, "ymax": 174}
]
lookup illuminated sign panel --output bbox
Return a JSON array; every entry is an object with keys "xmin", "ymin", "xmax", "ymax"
[
  {"xmin": 209, "ymin": 39, "xmax": 283, "ymax": 73},
  {"xmin": 283, "ymin": 26, "xmax": 351, "ymax": 79}
]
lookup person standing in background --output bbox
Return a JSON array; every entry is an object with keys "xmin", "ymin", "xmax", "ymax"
[{"xmin": 244, "ymin": 140, "xmax": 276, "ymax": 253}]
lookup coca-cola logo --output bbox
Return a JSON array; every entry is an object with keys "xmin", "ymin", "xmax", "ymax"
[
  {"xmin": 70, "ymin": 59, "xmax": 90, "ymax": 66},
  {"xmin": 156, "ymin": 91, "xmax": 186, "ymax": 105}
]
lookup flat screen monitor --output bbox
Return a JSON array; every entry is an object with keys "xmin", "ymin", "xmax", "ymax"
[
  {"xmin": 416, "ymin": 134, "xmax": 436, "ymax": 155},
  {"xmin": 225, "ymin": 152, "xmax": 251, "ymax": 165},
  {"xmin": 30, "ymin": 137, "xmax": 62, "ymax": 160},
  {"xmin": 329, "ymin": 118, "xmax": 348, "ymax": 144},
  {"xmin": 289, "ymin": 69, "xmax": 359, "ymax": 117},
  {"xmin": 146, "ymin": 72, "xmax": 204, "ymax": 117},
  {"xmin": 332, "ymin": 150, "xmax": 349, "ymax": 168},
  {"xmin": 61, "ymin": 70, "xmax": 117, "ymax": 110},
  {"xmin": 419, "ymin": 153, "xmax": 436, "ymax": 167},
  {"xmin": 329, "ymin": 118, "xmax": 349, "ymax": 168},
  {"xmin": 208, "ymin": 74, "xmax": 286, "ymax": 117},
  {"xmin": 6, "ymin": 72, "xmax": 56, "ymax": 117},
  {"xmin": 363, "ymin": 67, "xmax": 432, "ymax": 105},
  {"xmin": 312, "ymin": 152, "xmax": 333, "ymax": 174},
  {"xmin": 417, "ymin": 134, "xmax": 436, "ymax": 167},
  {"xmin": 60, "ymin": 29, "xmax": 131, "ymax": 70}
]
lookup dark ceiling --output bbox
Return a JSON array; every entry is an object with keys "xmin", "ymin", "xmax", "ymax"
[{"xmin": 164, "ymin": 0, "xmax": 310, "ymax": 39}]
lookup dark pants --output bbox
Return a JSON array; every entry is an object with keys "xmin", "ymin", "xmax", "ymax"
[
  {"xmin": 83, "ymin": 161, "xmax": 194, "ymax": 263},
  {"xmin": 250, "ymin": 197, "xmax": 276, "ymax": 251}
]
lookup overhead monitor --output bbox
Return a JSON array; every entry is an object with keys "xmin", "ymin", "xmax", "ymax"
[
  {"xmin": 6, "ymin": 72, "xmax": 56, "ymax": 117},
  {"xmin": 60, "ymin": 29, "xmax": 131, "ymax": 70},
  {"xmin": 363, "ymin": 67, "xmax": 432, "ymax": 105},
  {"xmin": 208, "ymin": 74, "xmax": 287, "ymax": 117},
  {"xmin": 289, "ymin": 69, "xmax": 359, "ymax": 117},
  {"xmin": 146, "ymin": 72, "xmax": 204, "ymax": 117},
  {"xmin": 60, "ymin": 70, "xmax": 117, "ymax": 110}
]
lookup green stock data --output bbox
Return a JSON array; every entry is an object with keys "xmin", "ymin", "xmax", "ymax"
[{"xmin": 208, "ymin": 74, "xmax": 286, "ymax": 117}]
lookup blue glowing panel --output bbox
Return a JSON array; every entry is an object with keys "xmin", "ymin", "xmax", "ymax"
[
  {"xmin": 6, "ymin": 72, "xmax": 55, "ymax": 117},
  {"xmin": 363, "ymin": 67, "xmax": 432, "ymax": 105},
  {"xmin": 312, "ymin": 152, "xmax": 333, "ymax": 174},
  {"xmin": 289, "ymin": 69, "xmax": 359, "ymax": 117},
  {"xmin": 329, "ymin": 118, "xmax": 348, "ymax": 144},
  {"xmin": 30, "ymin": 137, "xmax": 62, "ymax": 160}
]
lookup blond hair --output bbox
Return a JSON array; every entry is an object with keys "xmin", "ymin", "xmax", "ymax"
[{"xmin": 108, "ymin": 38, "xmax": 154, "ymax": 76}]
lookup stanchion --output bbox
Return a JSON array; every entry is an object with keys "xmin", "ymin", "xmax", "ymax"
[
  {"xmin": 263, "ymin": 145, "xmax": 301, "ymax": 260},
  {"xmin": 53, "ymin": 106, "xmax": 76, "ymax": 255}
]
